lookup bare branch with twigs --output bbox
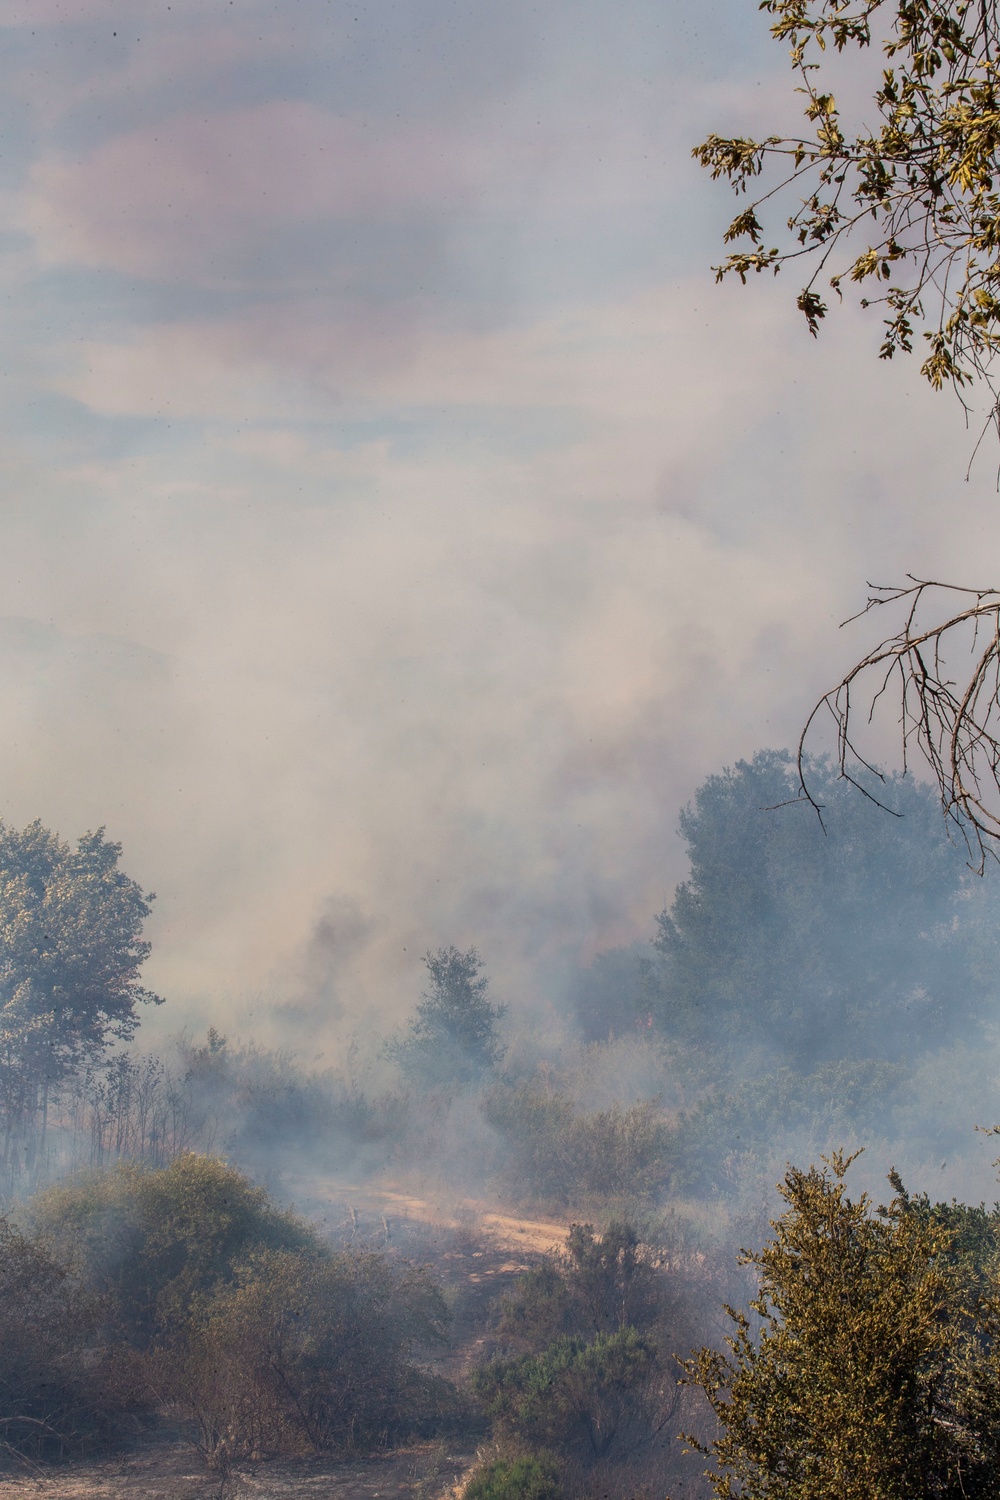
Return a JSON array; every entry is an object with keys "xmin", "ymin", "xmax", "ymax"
[{"xmin": 800, "ymin": 576, "xmax": 1000, "ymax": 869}]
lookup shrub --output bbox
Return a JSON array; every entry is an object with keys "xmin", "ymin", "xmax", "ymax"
[
  {"xmin": 0, "ymin": 1216, "xmax": 141, "ymax": 1458},
  {"xmin": 684, "ymin": 1151, "xmax": 1000, "ymax": 1500},
  {"xmin": 172, "ymin": 1246, "xmax": 452, "ymax": 1467},
  {"xmin": 29, "ymin": 1153, "xmax": 315, "ymax": 1346},
  {"xmin": 472, "ymin": 1328, "xmax": 671, "ymax": 1465},
  {"xmin": 499, "ymin": 1222, "xmax": 670, "ymax": 1352},
  {"xmin": 483, "ymin": 1084, "xmax": 672, "ymax": 1208},
  {"xmin": 666, "ymin": 1060, "xmax": 906, "ymax": 1199},
  {"xmin": 178, "ymin": 1032, "xmax": 407, "ymax": 1181},
  {"xmin": 465, "ymin": 1453, "xmax": 563, "ymax": 1500}
]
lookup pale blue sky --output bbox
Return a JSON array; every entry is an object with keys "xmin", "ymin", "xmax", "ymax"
[{"xmin": 0, "ymin": 0, "xmax": 992, "ymax": 1036}]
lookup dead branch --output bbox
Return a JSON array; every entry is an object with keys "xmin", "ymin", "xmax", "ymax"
[{"xmin": 799, "ymin": 576, "xmax": 1000, "ymax": 870}]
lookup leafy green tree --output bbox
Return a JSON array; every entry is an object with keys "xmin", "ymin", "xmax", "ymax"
[
  {"xmin": 683, "ymin": 1151, "xmax": 1000, "ymax": 1500},
  {"xmin": 649, "ymin": 749, "xmax": 993, "ymax": 1063},
  {"xmin": 0, "ymin": 820, "xmax": 160, "ymax": 1178},
  {"xmin": 392, "ymin": 947, "xmax": 506, "ymax": 1088}
]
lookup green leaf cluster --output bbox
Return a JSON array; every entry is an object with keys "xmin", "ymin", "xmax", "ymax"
[
  {"xmin": 464, "ymin": 1453, "xmax": 564, "ymax": 1500},
  {"xmin": 694, "ymin": 0, "xmax": 1000, "ymax": 391}
]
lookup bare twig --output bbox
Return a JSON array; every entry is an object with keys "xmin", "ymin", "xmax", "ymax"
[{"xmin": 800, "ymin": 576, "xmax": 1000, "ymax": 870}]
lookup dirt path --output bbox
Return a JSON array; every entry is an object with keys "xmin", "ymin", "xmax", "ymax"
[{"xmin": 289, "ymin": 1176, "xmax": 569, "ymax": 1258}]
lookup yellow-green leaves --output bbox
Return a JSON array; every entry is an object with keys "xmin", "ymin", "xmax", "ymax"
[
  {"xmin": 695, "ymin": 0, "xmax": 1000, "ymax": 390},
  {"xmin": 682, "ymin": 1154, "xmax": 992, "ymax": 1500}
]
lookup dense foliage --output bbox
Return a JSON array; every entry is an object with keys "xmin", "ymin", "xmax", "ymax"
[
  {"xmin": 3, "ymin": 1155, "xmax": 459, "ymax": 1471},
  {"xmin": 174, "ymin": 1246, "xmax": 451, "ymax": 1466},
  {"xmin": 686, "ymin": 1152, "xmax": 1000, "ymax": 1499},
  {"xmin": 0, "ymin": 1216, "xmax": 131, "ymax": 1458},
  {"xmin": 30, "ymin": 1153, "xmax": 313, "ymax": 1347},
  {"xmin": 464, "ymin": 1453, "xmax": 564, "ymax": 1500},
  {"xmin": 650, "ymin": 751, "xmax": 993, "ymax": 1063}
]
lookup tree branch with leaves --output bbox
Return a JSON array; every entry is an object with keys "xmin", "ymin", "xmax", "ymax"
[{"xmin": 697, "ymin": 0, "xmax": 1000, "ymax": 860}]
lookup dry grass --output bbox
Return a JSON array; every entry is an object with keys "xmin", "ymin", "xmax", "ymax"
[{"xmin": 0, "ymin": 1434, "xmax": 474, "ymax": 1500}]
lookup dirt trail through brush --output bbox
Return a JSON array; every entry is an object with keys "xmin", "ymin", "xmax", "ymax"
[{"xmin": 289, "ymin": 1176, "xmax": 569, "ymax": 1259}]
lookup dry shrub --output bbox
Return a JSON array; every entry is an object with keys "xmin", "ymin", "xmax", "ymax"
[
  {"xmin": 168, "ymin": 1246, "xmax": 454, "ymax": 1468},
  {"xmin": 482, "ymin": 1085, "xmax": 672, "ymax": 1211},
  {"xmin": 0, "ymin": 1217, "xmax": 144, "ymax": 1460}
]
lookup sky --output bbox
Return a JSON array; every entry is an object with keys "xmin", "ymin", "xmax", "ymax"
[{"xmin": 0, "ymin": 0, "xmax": 996, "ymax": 1044}]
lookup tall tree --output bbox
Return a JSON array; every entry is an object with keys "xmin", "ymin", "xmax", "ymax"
[
  {"xmin": 696, "ymin": 0, "xmax": 1000, "ymax": 866},
  {"xmin": 649, "ymin": 750, "xmax": 995, "ymax": 1063},
  {"xmin": 0, "ymin": 820, "xmax": 160, "ymax": 1181},
  {"xmin": 391, "ymin": 946, "xmax": 506, "ymax": 1088}
]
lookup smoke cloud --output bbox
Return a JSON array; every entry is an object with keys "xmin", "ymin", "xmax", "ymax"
[{"xmin": 0, "ymin": 0, "xmax": 993, "ymax": 1049}]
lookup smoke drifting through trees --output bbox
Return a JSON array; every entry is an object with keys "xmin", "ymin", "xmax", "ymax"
[
  {"xmin": 3, "ymin": 751, "xmax": 1000, "ymax": 1492},
  {"xmin": 7, "ymin": 749, "xmax": 1000, "ymax": 1209}
]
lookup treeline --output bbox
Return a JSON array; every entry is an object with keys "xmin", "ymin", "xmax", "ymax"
[
  {"xmin": 5, "ymin": 748, "xmax": 1000, "ymax": 1241},
  {"xmin": 20, "ymin": 750, "xmax": 1000, "ymax": 1217}
]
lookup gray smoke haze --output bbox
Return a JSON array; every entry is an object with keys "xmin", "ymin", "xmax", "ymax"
[{"xmin": 0, "ymin": 0, "xmax": 996, "ymax": 1063}]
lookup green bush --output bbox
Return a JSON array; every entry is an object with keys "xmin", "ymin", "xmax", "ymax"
[
  {"xmin": 472, "ymin": 1328, "xmax": 669, "ymax": 1465},
  {"xmin": 464, "ymin": 1453, "xmax": 563, "ymax": 1500},
  {"xmin": 685, "ymin": 1152, "xmax": 1000, "ymax": 1500},
  {"xmin": 26, "ymin": 1155, "xmax": 460, "ymax": 1470},
  {"xmin": 30, "ymin": 1152, "xmax": 316, "ymax": 1346},
  {"xmin": 499, "ymin": 1221, "xmax": 671, "ymax": 1352}
]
